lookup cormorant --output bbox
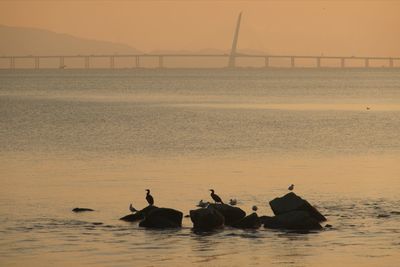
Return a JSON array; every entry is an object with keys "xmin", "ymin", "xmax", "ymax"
[
  {"xmin": 210, "ymin": 189, "xmax": 223, "ymax": 204},
  {"xmin": 145, "ymin": 189, "xmax": 154, "ymax": 206},
  {"xmin": 288, "ymin": 184, "xmax": 294, "ymax": 191}
]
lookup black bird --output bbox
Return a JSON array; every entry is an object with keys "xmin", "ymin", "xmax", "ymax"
[
  {"xmin": 145, "ymin": 189, "xmax": 154, "ymax": 206},
  {"xmin": 210, "ymin": 189, "xmax": 223, "ymax": 204}
]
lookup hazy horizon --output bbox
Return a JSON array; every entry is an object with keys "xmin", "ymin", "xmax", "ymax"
[{"xmin": 1, "ymin": 1, "xmax": 400, "ymax": 57}]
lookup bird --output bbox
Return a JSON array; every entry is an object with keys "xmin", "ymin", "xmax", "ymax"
[
  {"xmin": 210, "ymin": 189, "xmax": 224, "ymax": 204},
  {"xmin": 197, "ymin": 200, "xmax": 210, "ymax": 208},
  {"xmin": 145, "ymin": 189, "xmax": 154, "ymax": 206},
  {"xmin": 288, "ymin": 184, "xmax": 294, "ymax": 191},
  {"xmin": 229, "ymin": 199, "xmax": 237, "ymax": 206},
  {"xmin": 129, "ymin": 204, "xmax": 137, "ymax": 213},
  {"xmin": 252, "ymin": 205, "xmax": 258, "ymax": 212}
]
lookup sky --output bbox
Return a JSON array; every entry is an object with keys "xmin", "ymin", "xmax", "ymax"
[{"xmin": 1, "ymin": 0, "xmax": 399, "ymax": 56}]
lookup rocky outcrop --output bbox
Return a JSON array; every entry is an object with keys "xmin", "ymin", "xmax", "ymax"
[
  {"xmin": 269, "ymin": 192, "xmax": 326, "ymax": 222},
  {"xmin": 231, "ymin": 213, "xmax": 261, "ymax": 229},
  {"xmin": 263, "ymin": 210, "xmax": 322, "ymax": 230},
  {"xmin": 139, "ymin": 208, "xmax": 183, "ymax": 228},
  {"xmin": 72, "ymin": 207, "xmax": 94, "ymax": 212},
  {"xmin": 120, "ymin": 205, "xmax": 158, "ymax": 222},
  {"xmin": 208, "ymin": 203, "xmax": 246, "ymax": 225},
  {"xmin": 190, "ymin": 207, "xmax": 225, "ymax": 231}
]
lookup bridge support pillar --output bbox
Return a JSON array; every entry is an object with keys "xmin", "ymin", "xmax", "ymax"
[
  {"xmin": 290, "ymin": 57, "xmax": 295, "ymax": 68},
  {"xmin": 341, "ymin": 58, "xmax": 345, "ymax": 68},
  {"xmin": 264, "ymin": 57, "xmax": 269, "ymax": 68},
  {"xmin": 84, "ymin": 56, "xmax": 90, "ymax": 69},
  {"xmin": 365, "ymin": 58, "xmax": 369, "ymax": 68},
  {"xmin": 59, "ymin": 57, "xmax": 65, "ymax": 69},
  {"xmin": 389, "ymin": 58, "xmax": 394, "ymax": 68},
  {"xmin": 35, "ymin": 57, "xmax": 40, "ymax": 69},
  {"xmin": 110, "ymin": 56, "xmax": 115, "ymax": 69},
  {"xmin": 135, "ymin": 56, "xmax": 140, "ymax": 68},
  {"xmin": 316, "ymin": 57, "xmax": 321, "ymax": 68},
  {"xmin": 10, "ymin": 57, "xmax": 15, "ymax": 69}
]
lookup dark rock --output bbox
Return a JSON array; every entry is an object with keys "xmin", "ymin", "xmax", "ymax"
[
  {"xmin": 232, "ymin": 213, "xmax": 261, "ymax": 229},
  {"xmin": 269, "ymin": 192, "xmax": 326, "ymax": 222},
  {"xmin": 263, "ymin": 210, "xmax": 322, "ymax": 230},
  {"xmin": 377, "ymin": 214, "xmax": 390, "ymax": 218},
  {"xmin": 208, "ymin": 203, "xmax": 246, "ymax": 225},
  {"xmin": 325, "ymin": 224, "xmax": 333, "ymax": 228},
  {"xmin": 261, "ymin": 216, "xmax": 283, "ymax": 229},
  {"xmin": 120, "ymin": 205, "xmax": 158, "ymax": 222},
  {"xmin": 184, "ymin": 214, "xmax": 190, "ymax": 218},
  {"xmin": 72, "ymin": 207, "xmax": 94, "ymax": 212},
  {"xmin": 190, "ymin": 207, "xmax": 224, "ymax": 231},
  {"xmin": 139, "ymin": 208, "xmax": 183, "ymax": 229}
]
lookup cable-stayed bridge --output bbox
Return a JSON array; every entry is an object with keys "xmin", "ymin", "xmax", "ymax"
[{"xmin": 1, "ymin": 13, "xmax": 399, "ymax": 69}]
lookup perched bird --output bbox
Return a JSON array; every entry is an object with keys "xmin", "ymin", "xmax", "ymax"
[
  {"xmin": 288, "ymin": 184, "xmax": 294, "ymax": 191},
  {"xmin": 145, "ymin": 189, "xmax": 154, "ymax": 206},
  {"xmin": 229, "ymin": 199, "xmax": 237, "ymax": 206},
  {"xmin": 129, "ymin": 204, "xmax": 137, "ymax": 213},
  {"xmin": 252, "ymin": 205, "xmax": 258, "ymax": 212},
  {"xmin": 197, "ymin": 200, "xmax": 210, "ymax": 208},
  {"xmin": 210, "ymin": 189, "xmax": 224, "ymax": 204}
]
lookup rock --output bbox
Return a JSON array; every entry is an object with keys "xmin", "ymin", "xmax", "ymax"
[
  {"xmin": 269, "ymin": 192, "xmax": 326, "ymax": 222},
  {"xmin": 190, "ymin": 207, "xmax": 225, "ymax": 231},
  {"xmin": 72, "ymin": 207, "xmax": 94, "ymax": 212},
  {"xmin": 232, "ymin": 213, "xmax": 261, "ymax": 229},
  {"xmin": 263, "ymin": 210, "xmax": 322, "ymax": 230},
  {"xmin": 261, "ymin": 216, "xmax": 283, "ymax": 229},
  {"xmin": 325, "ymin": 224, "xmax": 333, "ymax": 228},
  {"xmin": 120, "ymin": 205, "xmax": 158, "ymax": 222},
  {"xmin": 139, "ymin": 208, "xmax": 183, "ymax": 228},
  {"xmin": 377, "ymin": 214, "xmax": 390, "ymax": 218},
  {"xmin": 208, "ymin": 203, "xmax": 246, "ymax": 225}
]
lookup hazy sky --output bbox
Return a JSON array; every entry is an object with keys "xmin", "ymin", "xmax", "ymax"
[{"xmin": 1, "ymin": 0, "xmax": 399, "ymax": 56}]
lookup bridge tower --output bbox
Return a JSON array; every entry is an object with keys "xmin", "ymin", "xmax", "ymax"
[{"xmin": 228, "ymin": 12, "xmax": 242, "ymax": 68}]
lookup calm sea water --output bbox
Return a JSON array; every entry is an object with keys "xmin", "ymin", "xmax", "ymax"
[{"xmin": 0, "ymin": 68, "xmax": 400, "ymax": 266}]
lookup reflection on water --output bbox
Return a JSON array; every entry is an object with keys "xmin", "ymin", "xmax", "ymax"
[{"xmin": 0, "ymin": 69, "xmax": 400, "ymax": 266}]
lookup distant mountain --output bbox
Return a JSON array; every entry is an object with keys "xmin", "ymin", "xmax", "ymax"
[
  {"xmin": 0, "ymin": 25, "xmax": 141, "ymax": 56},
  {"xmin": 149, "ymin": 48, "xmax": 268, "ymax": 55}
]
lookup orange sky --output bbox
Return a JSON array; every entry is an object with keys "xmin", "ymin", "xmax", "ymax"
[{"xmin": 1, "ymin": 0, "xmax": 399, "ymax": 56}]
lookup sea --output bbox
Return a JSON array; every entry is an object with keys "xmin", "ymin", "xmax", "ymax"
[{"xmin": 0, "ymin": 68, "xmax": 399, "ymax": 266}]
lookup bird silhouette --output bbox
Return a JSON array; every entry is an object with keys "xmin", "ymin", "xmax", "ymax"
[
  {"xmin": 210, "ymin": 189, "xmax": 224, "ymax": 204},
  {"xmin": 145, "ymin": 189, "xmax": 154, "ymax": 206},
  {"xmin": 229, "ymin": 199, "xmax": 237, "ymax": 206},
  {"xmin": 129, "ymin": 203, "xmax": 137, "ymax": 213},
  {"xmin": 252, "ymin": 205, "xmax": 258, "ymax": 212},
  {"xmin": 288, "ymin": 184, "xmax": 294, "ymax": 191},
  {"xmin": 197, "ymin": 199, "xmax": 210, "ymax": 208}
]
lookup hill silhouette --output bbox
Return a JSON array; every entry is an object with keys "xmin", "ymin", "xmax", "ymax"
[{"xmin": 0, "ymin": 25, "xmax": 141, "ymax": 56}]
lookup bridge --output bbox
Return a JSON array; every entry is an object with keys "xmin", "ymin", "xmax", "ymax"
[{"xmin": 1, "ymin": 13, "xmax": 399, "ymax": 69}]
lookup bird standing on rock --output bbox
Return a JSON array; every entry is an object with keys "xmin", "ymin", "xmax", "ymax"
[
  {"xmin": 288, "ymin": 184, "xmax": 294, "ymax": 191},
  {"xmin": 210, "ymin": 189, "xmax": 224, "ymax": 204},
  {"xmin": 229, "ymin": 199, "xmax": 237, "ymax": 206},
  {"xmin": 129, "ymin": 204, "xmax": 137, "ymax": 213},
  {"xmin": 145, "ymin": 189, "xmax": 154, "ymax": 206}
]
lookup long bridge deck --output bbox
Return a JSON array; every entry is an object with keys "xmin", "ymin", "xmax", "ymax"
[{"xmin": 1, "ymin": 54, "xmax": 399, "ymax": 69}]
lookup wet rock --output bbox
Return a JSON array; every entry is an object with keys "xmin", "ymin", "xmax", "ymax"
[
  {"xmin": 232, "ymin": 213, "xmax": 261, "ymax": 229},
  {"xmin": 190, "ymin": 207, "xmax": 224, "ymax": 231},
  {"xmin": 139, "ymin": 208, "xmax": 183, "ymax": 228},
  {"xmin": 377, "ymin": 214, "xmax": 390, "ymax": 218},
  {"xmin": 208, "ymin": 203, "xmax": 246, "ymax": 225},
  {"xmin": 72, "ymin": 207, "xmax": 94, "ymax": 212},
  {"xmin": 120, "ymin": 205, "xmax": 158, "ymax": 222},
  {"xmin": 325, "ymin": 224, "xmax": 333, "ymax": 228},
  {"xmin": 269, "ymin": 192, "xmax": 326, "ymax": 222},
  {"xmin": 263, "ymin": 210, "xmax": 322, "ymax": 230}
]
